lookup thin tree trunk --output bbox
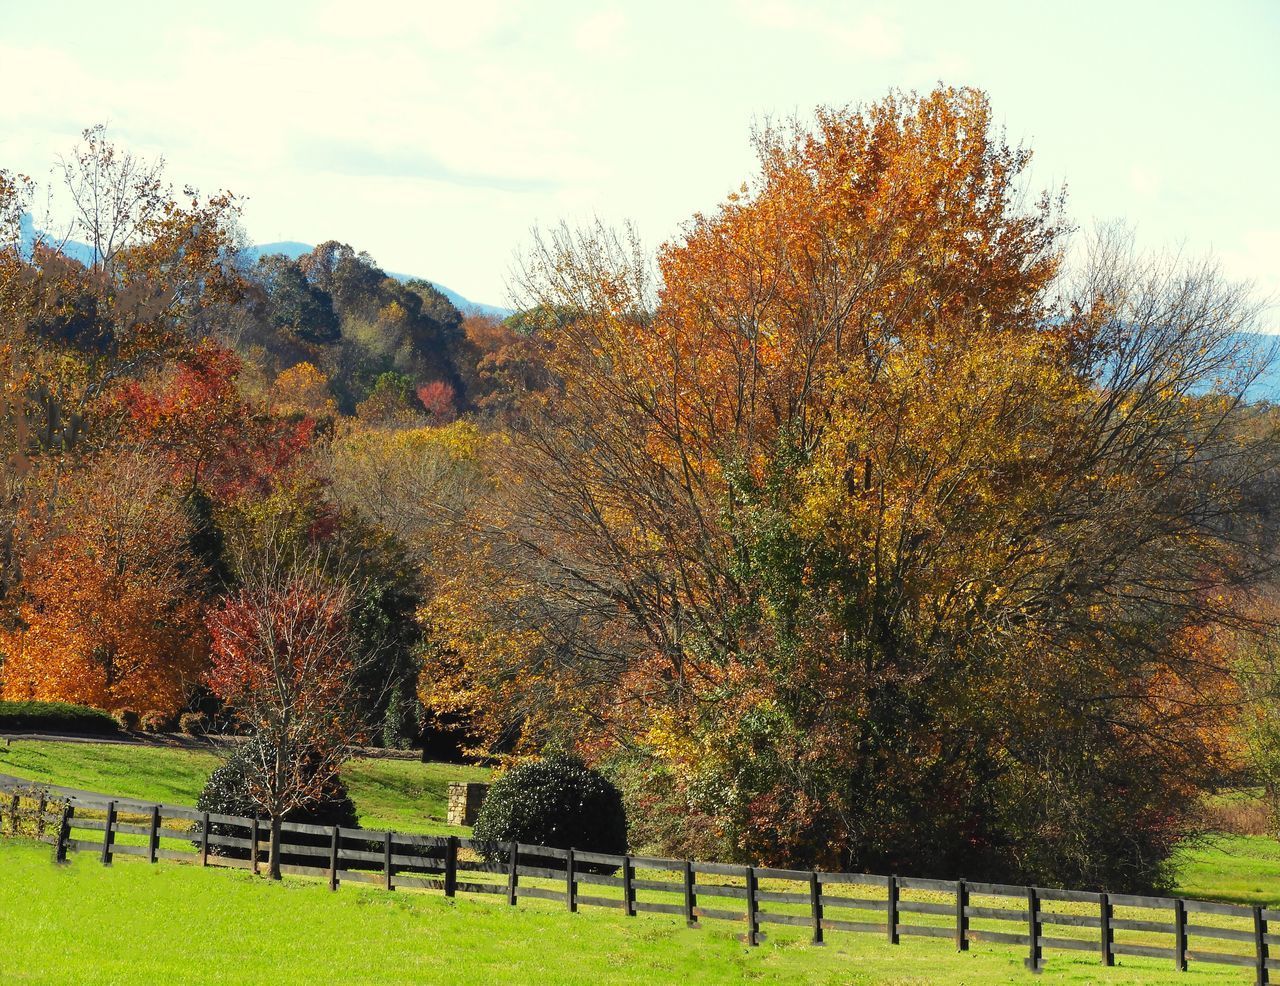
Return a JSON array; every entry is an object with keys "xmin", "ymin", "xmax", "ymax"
[{"xmin": 269, "ymin": 815, "xmax": 282, "ymax": 880}]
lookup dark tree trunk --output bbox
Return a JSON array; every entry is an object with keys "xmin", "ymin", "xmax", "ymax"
[{"xmin": 269, "ymin": 815, "xmax": 282, "ymax": 880}]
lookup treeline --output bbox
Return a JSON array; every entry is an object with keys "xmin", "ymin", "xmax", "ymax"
[
  {"xmin": 0, "ymin": 125, "xmax": 534, "ymax": 755},
  {"xmin": 4, "ymin": 91, "xmax": 1280, "ymax": 895}
]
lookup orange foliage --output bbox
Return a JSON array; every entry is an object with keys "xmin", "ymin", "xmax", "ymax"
[{"xmin": 0, "ymin": 455, "xmax": 207, "ymax": 714}]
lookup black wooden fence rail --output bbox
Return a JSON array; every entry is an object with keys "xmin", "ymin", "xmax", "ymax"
[{"xmin": 2, "ymin": 784, "xmax": 1277, "ymax": 983}]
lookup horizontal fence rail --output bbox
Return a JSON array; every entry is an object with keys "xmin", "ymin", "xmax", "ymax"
[{"xmin": 2, "ymin": 780, "xmax": 1276, "ymax": 982}]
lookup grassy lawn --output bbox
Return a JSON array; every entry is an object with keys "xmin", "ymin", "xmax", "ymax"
[
  {"xmin": 1171, "ymin": 832, "xmax": 1280, "ymax": 905},
  {"xmin": 0, "ymin": 739, "xmax": 488, "ymax": 835},
  {"xmin": 0, "ymin": 838, "xmax": 1258, "ymax": 986},
  {"xmin": 2, "ymin": 737, "xmax": 1277, "ymax": 908}
]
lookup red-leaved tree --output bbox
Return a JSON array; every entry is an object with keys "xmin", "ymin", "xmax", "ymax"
[
  {"xmin": 415, "ymin": 380, "xmax": 457, "ymax": 423},
  {"xmin": 206, "ymin": 543, "xmax": 373, "ymax": 878}
]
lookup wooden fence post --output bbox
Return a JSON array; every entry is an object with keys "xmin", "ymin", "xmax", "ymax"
[
  {"xmin": 444, "ymin": 835, "xmax": 458, "ymax": 897},
  {"xmin": 506, "ymin": 842, "xmax": 518, "ymax": 905},
  {"xmin": 376, "ymin": 829, "xmax": 391, "ymax": 891},
  {"xmin": 1253, "ymin": 905, "xmax": 1270, "ymax": 986},
  {"xmin": 622, "ymin": 855, "xmax": 635, "ymax": 917},
  {"xmin": 1100, "ymin": 893, "xmax": 1114, "ymax": 967},
  {"xmin": 1174, "ymin": 898, "xmax": 1187, "ymax": 972},
  {"xmin": 886, "ymin": 875, "xmax": 899, "ymax": 945},
  {"xmin": 36, "ymin": 791, "xmax": 47, "ymax": 840},
  {"xmin": 100, "ymin": 801, "xmax": 116, "ymax": 866},
  {"xmin": 956, "ymin": 879, "xmax": 969, "ymax": 952},
  {"xmin": 7, "ymin": 791, "xmax": 19, "ymax": 835},
  {"xmin": 683, "ymin": 860, "xmax": 698, "ymax": 928},
  {"xmin": 147, "ymin": 805, "xmax": 160, "ymax": 864},
  {"xmin": 250, "ymin": 818, "xmax": 260, "ymax": 875},
  {"xmin": 744, "ymin": 866, "xmax": 760, "ymax": 947},
  {"xmin": 1024, "ymin": 886, "xmax": 1042, "ymax": 973},
  {"xmin": 810, "ymin": 871, "xmax": 824, "ymax": 945},
  {"xmin": 328, "ymin": 825, "xmax": 340, "ymax": 891},
  {"xmin": 200, "ymin": 812, "xmax": 210, "ymax": 867},
  {"xmin": 53, "ymin": 805, "xmax": 72, "ymax": 864},
  {"xmin": 566, "ymin": 848, "xmax": 577, "ymax": 912}
]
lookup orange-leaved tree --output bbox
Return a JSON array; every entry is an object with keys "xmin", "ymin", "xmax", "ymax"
[
  {"xmin": 0, "ymin": 452, "xmax": 208, "ymax": 714},
  {"xmin": 425, "ymin": 87, "xmax": 1276, "ymax": 889}
]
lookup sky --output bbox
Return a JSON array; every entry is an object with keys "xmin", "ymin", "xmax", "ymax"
[{"xmin": 2, "ymin": 0, "xmax": 1277, "ymax": 318}]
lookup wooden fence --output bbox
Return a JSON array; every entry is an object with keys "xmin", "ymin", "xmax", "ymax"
[{"xmin": 2, "ymin": 782, "xmax": 1277, "ymax": 983}]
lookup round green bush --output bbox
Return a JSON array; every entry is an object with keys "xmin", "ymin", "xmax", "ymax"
[
  {"xmin": 472, "ymin": 754, "xmax": 627, "ymax": 868},
  {"xmin": 194, "ymin": 740, "xmax": 359, "ymax": 860},
  {"xmin": 178, "ymin": 712, "xmax": 206, "ymax": 736}
]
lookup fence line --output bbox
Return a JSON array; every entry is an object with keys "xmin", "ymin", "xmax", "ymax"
[{"xmin": 2, "ymin": 781, "xmax": 1276, "ymax": 983}]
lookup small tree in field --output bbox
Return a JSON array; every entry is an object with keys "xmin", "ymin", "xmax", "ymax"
[{"xmin": 206, "ymin": 543, "xmax": 375, "ymax": 879}]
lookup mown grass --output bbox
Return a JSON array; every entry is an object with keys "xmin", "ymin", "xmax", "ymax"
[
  {"xmin": 0, "ymin": 838, "xmax": 1259, "ymax": 985},
  {"xmin": 0, "ymin": 739, "xmax": 488, "ymax": 835},
  {"xmin": 2, "ymin": 738, "xmax": 1277, "ymax": 904},
  {"xmin": 1171, "ymin": 832, "xmax": 1280, "ymax": 905}
]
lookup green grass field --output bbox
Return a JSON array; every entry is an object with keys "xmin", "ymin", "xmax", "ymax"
[
  {"xmin": 3, "ymin": 738, "xmax": 1276, "ymax": 905},
  {"xmin": 1, "ymin": 737, "xmax": 1277, "ymax": 984},
  {"xmin": 0, "ymin": 739, "xmax": 489, "ymax": 835},
  {"xmin": 0, "ymin": 837, "xmax": 1261, "ymax": 985},
  {"xmin": 1171, "ymin": 832, "xmax": 1280, "ymax": 905}
]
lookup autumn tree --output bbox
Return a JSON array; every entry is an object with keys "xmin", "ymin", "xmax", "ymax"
[
  {"xmin": 327, "ymin": 420, "xmax": 485, "ymax": 548},
  {"xmin": 0, "ymin": 452, "xmax": 208, "ymax": 713},
  {"xmin": 206, "ymin": 535, "xmax": 376, "ymax": 879},
  {"xmin": 0, "ymin": 127, "xmax": 242, "ymax": 596},
  {"xmin": 118, "ymin": 341, "xmax": 316, "ymax": 500},
  {"xmin": 255, "ymin": 255, "xmax": 340, "ymax": 344},
  {"xmin": 270, "ymin": 361, "xmax": 337, "ymax": 419},
  {"xmin": 415, "ymin": 380, "xmax": 457, "ymax": 423},
  {"xmin": 426, "ymin": 87, "xmax": 1278, "ymax": 889}
]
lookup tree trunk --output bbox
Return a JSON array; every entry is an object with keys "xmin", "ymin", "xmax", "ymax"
[{"xmin": 269, "ymin": 815, "xmax": 282, "ymax": 880}]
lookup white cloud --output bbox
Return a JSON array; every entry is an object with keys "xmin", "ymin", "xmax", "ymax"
[
  {"xmin": 313, "ymin": 0, "xmax": 521, "ymax": 48},
  {"xmin": 1128, "ymin": 164, "xmax": 1162, "ymax": 198},
  {"xmin": 574, "ymin": 9, "xmax": 628, "ymax": 55},
  {"xmin": 1220, "ymin": 229, "xmax": 1280, "ymax": 323},
  {"xmin": 738, "ymin": 1, "xmax": 902, "ymax": 59}
]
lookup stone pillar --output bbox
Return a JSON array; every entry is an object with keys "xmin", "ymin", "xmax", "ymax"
[{"xmin": 446, "ymin": 781, "xmax": 490, "ymax": 826}]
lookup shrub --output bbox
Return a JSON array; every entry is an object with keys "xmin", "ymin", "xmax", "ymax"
[
  {"xmin": 140, "ymin": 711, "xmax": 167, "ymax": 732},
  {"xmin": 472, "ymin": 754, "xmax": 627, "ymax": 870},
  {"xmin": 0, "ymin": 700, "xmax": 121, "ymax": 736},
  {"xmin": 194, "ymin": 740, "xmax": 360, "ymax": 861},
  {"xmin": 116, "ymin": 709, "xmax": 140, "ymax": 732},
  {"xmin": 604, "ymin": 753, "xmax": 730, "ymax": 862},
  {"xmin": 178, "ymin": 712, "xmax": 206, "ymax": 736}
]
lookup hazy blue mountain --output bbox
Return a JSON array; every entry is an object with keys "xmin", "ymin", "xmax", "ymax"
[
  {"xmin": 246, "ymin": 241, "xmax": 513, "ymax": 318},
  {"xmin": 1242, "ymin": 332, "xmax": 1280, "ymax": 402},
  {"xmin": 18, "ymin": 214, "xmax": 96, "ymax": 267},
  {"xmin": 18, "ymin": 215, "xmax": 512, "ymax": 318}
]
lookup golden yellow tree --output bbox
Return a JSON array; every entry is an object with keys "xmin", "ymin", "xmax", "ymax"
[{"xmin": 427, "ymin": 87, "xmax": 1274, "ymax": 888}]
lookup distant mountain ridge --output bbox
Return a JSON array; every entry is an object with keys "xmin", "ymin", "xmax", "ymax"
[
  {"xmin": 17, "ymin": 216, "xmax": 512, "ymax": 319},
  {"xmin": 16, "ymin": 216, "xmax": 1278, "ymax": 399},
  {"xmin": 246, "ymin": 241, "xmax": 512, "ymax": 318}
]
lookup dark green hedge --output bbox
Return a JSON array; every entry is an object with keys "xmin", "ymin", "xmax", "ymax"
[
  {"xmin": 0, "ymin": 700, "xmax": 121, "ymax": 735},
  {"xmin": 473, "ymin": 754, "xmax": 627, "ymax": 871}
]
